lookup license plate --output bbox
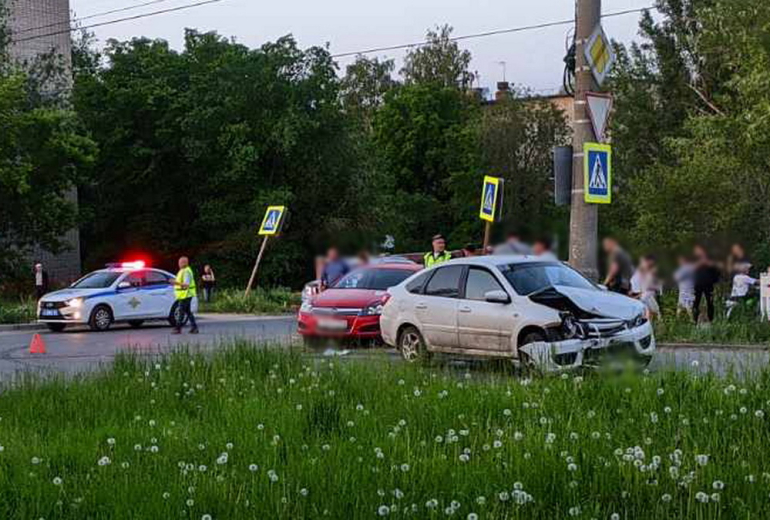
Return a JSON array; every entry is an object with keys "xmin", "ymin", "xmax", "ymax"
[
  {"xmin": 317, "ymin": 318, "xmax": 347, "ymax": 331},
  {"xmin": 41, "ymin": 309, "xmax": 59, "ymax": 317}
]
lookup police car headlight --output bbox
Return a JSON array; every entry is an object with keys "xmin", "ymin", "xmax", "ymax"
[
  {"xmin": 65, "ymin": 298, "xmax": 83, "ymax": 309},
  {"xmin": 300, "ymin": 302, "xmax": 314, "ymax": 314}
]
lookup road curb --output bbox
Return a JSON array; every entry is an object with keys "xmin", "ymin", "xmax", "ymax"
[{"xmin": 0, "ymin": 322, "xmax": 46, "ymax": 332}]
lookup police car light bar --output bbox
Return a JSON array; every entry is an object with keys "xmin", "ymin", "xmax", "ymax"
[{"xmin": 105, "ymin": 261, "xmax": 146, "ymax": 269}]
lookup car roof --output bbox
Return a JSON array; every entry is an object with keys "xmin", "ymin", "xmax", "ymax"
[
  {"xmin": 360, "ymin": 262, "xmax": 422, "ymax": 271},
  {"xmin": 443, "ymin": 255, "xmax": 559, "ymax": 267}
]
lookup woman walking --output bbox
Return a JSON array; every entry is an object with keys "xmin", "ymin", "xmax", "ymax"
[{"xmin": 201, "ymin": 264, "xmax": 216, "ymax": 303}]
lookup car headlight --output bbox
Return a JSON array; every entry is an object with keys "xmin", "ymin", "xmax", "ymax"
[
  {"xmin": 629, "ymin": 314, "xmax": 647, "ymax": 328},
  {"xmin": 360, "ymin": 303, "xmax": 385, "ymax": 316},
  {"xmin": 300, "ymin": 302, "xmax": 314, "ymax": 313},
  {"xmin": 65, "ymin": 298, "xmax": 83, "ymax": 308}
]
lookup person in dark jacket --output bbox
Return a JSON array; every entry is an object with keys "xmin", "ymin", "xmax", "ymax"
[{"xmin": 692, "ymin": 245, "xmax": 720, "ymax": 324}]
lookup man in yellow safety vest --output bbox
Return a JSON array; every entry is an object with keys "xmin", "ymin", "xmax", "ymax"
[
  {"xmin": 170, "ymin": 256, "xmax": 198, "ymax": 334},
  {"xmin": 423, "ymin": 234, "xmax": 452, "ymax": 268}
]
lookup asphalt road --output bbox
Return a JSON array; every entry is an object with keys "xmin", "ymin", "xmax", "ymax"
[
  {"xmin": 0, "ymin": 314, "xmax": 297, "ymax": 381},
  {"xmin": 0, "ymin": 315, "xmax": 766, "ymax": 380}
]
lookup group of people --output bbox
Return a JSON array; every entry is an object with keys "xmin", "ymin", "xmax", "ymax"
[{"xmin": 603, "ymin": 239, "xmax": 763, "ymax": 323}]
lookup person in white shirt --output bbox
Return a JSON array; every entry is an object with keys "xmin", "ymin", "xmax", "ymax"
[
  {"xmin": 726, "ymin": 262, "xmax": 758, "ymax": 320},
  {"xmin": 631, "ymin": 255, "xmax": 661, "ymax": 319}
]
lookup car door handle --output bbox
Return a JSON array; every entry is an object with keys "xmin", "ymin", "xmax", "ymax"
[
  {"xmin": 459, "ymin": 306, "xmax": 472, "ymax": 313},
  {"xmin": 415, "ymin": 303, "xmax": 427, "ymax": 310}
]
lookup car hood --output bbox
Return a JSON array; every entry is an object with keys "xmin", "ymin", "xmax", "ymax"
[
  {"xmin": 41, "ymin": 288, "xmax": 112, "ymax": 302},
  {"xmin": 312, "ymin": 289, "xmax": 388, "ymax": 308},
  {"xmin": 541, "ymin": 285, "xmax": 644, "ymax": 320}
]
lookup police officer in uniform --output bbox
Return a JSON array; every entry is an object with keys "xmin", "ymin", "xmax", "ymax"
[
  {"xmin": 170, "ymin": 256, "xmax": 198, "ymax": 334},
  {"xmin": 423, "ymin": 234, "xmax": 452, "ymax": 268}
]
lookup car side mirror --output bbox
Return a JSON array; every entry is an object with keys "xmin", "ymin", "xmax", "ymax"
[
  {"xmin": 484, "ymin": 290, "xmax": 511, "ymax": 304},
  {"xmin": 117, "ymin": 281, "xmax": 131, "ymax": 290}
]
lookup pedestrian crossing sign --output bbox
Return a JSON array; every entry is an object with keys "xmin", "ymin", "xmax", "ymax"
[
  {"xmin": 479, "ymin": 176, "xmax": 503, "ymax": 222},
  {"xmin": 258, "ymin": 206, "xmax": 287, "ymax": 235},
  {"xmin": 584, "ymin": 143, "xmax": 612, "ymax": 204}
]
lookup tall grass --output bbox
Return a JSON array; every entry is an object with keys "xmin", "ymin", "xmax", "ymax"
[
  {"xmin": 0, "ymin": 342, "xmax": 769, "ymax": 518},
  {"xmin": 0, "ymin": 298, "xmax": 36, "ymax": 324},
  {"xmin": 199, "ymin": 287, "xmax": 300, "ymax": 315}
]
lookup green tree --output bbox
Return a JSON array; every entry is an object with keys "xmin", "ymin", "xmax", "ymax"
[
  {"xmin": 401, "ymin": 25, "xmax": 474, "ymax": 89},
  {"xmin": 0, "ymin": 72, "xmax": 96, "ymax": 273}
]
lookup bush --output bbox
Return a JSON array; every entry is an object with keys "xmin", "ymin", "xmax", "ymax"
[
  {"xmin": 199, "ymin": 287, "xmax": 300, "ymax": 314},
  {"xmin": 0, "ymin": 298, "xmax": 36, "ymax": 324}
]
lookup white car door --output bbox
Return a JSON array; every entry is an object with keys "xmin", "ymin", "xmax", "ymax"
[
  {"xmin": 415, "ymin": 265, "xmax": 463, "ymax": 348},
  {"xmin": 115, "ymin": 271, "xmax": 146, "ymax": 319},
  {"xmin": 457, "ymin": 267, "xmax": 513, "ymax": 352},
  {"xmin": 143, "ymin": 270, "xmax": 174, "ymax": 318}
]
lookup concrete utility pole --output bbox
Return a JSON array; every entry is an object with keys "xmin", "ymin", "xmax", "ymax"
[{"xmin": 568, "ymin": 0, "xmax": 601, "ymax": 280}]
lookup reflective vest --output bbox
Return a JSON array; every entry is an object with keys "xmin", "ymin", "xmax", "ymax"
[
  {"xmin": 175, "ymin": 266, "xmax": 197, "ymax": 300},
  {"xmin": 424, "ymin": 251, "xmax": 452, "ymax": 268}
]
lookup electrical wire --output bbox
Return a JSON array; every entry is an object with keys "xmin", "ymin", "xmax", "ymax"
[
  {"xmin": 10, "ymin": 0, "xmax": 226, "ymax": 44},
  {"xmin": 14, "ymin": 0, "xmax": 177, "ymax": 35},
  {"xmin": 330, "ymin": 6, "xmax": 654, "ymax": 59}
]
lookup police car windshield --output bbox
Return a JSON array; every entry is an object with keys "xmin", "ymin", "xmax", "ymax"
[
  {"xmin": 333, "ymin": 268, "xmax": 413, "ymax": 290},
  {"xmin": 501, "ymin": 262, "xmax": 596, "ymax": 296},
  {"xmin": 71, "ymin": 271, "xmax": 122, "ymax": 289}
]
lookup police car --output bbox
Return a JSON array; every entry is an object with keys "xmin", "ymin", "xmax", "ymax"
[{"xmin": 37, "ymin": 261, "xmax": 198, "ymax": 332}]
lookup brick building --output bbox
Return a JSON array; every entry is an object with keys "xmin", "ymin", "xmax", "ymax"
[{"xmin": 6, "ymin": 0, "xmax": 81, "ymax": 284}]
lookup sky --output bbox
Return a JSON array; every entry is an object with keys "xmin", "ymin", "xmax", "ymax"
[{"xmin": 69, "ymin": 0, "xmax": 654, "ymax": 94}]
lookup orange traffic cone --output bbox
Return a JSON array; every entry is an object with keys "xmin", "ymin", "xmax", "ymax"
[{"xmin": 29, "ymin": 333, "xmax": 46, "ymax": 354}]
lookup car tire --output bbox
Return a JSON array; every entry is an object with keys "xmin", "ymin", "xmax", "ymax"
[
  {"xmin": 89, "ymin": 305, "xmax": 113, "ymax": 332},
  {"xmin": 398, "ymin": 326, "xmax": 429, "ymax": 363},
  {"xmin": 46, "ymin": 323, "xmax": 66, "ymax": 333},
  {"xmin": 168, "ymin": 302, "xmax": 189, "ymax": 328},
  {"xmin": 128, "ymin": 320, "xmax": 144, "ymax": 328},
  {"xmin": 518, "ymin": 331, "xmax": 546, "ymax": 368}
]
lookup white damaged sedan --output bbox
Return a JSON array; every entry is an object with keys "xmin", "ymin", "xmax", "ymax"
[{"xmin": 380, "ymin": 255, "xmax": 655, "ymax": 370}]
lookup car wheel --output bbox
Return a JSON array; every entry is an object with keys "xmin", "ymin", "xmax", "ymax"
[
  {"xmin": 399, "ymin": 326, "xmax": 429, "ymax": 363},
  {"xmin": 89, "ymin": 305, "xmax": 113, "ymax": 332},
  {"xmin": 46, "ymin": 323, "xmax": 66, "ymax": 333},
  {"xmin": 128, "ymin": 320, "xmax": 144, "ymax": 328},
  {"xmin": 168, "ymin": 302, "xmax": 189, "ymax": 328},
  {"xmin": 518, "ymin": 331, "xmax": 546, "ymax": 368}
]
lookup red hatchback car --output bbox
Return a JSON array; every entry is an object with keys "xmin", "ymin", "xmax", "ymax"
[{"xmin": 298, "ymin": 262, "xmax": 422, "ymax": 346}]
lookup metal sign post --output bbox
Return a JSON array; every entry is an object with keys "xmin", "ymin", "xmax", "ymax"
[{"xmin": 245, "ymin": 205, "xmax": 287, "ymax": 296}]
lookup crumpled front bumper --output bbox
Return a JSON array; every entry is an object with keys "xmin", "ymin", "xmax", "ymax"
[{"xmin": 520, "ymin": 321, "xmax": 655, "ymax": 371}]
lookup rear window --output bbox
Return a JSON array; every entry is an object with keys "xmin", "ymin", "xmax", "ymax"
[
  {"xmin": 334, "ymin": 268, "xmax": 414, "ymax": 290},
  {"xmin": 424, "ymin": 265, "xmax": 464, "ymax": 298}
]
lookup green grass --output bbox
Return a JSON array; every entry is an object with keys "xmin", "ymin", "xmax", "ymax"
[
  {"xmin": 654, "ymin": 292, "xmax": 770, "ymax": 345},
  {"xmin": 0, "ymin": 298, "xmax": 36, "ymax": 324},
  {"xmin": 1, "ymin": 342, "xmax": 770, "ymax": 518},
  {"xmin": 198, "ymin": 287, "xmax": 300, "ymax": 315}
]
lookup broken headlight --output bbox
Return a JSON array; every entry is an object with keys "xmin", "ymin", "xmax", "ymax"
[{"xmin": 560, "ymin": 313, "xmax": 585, "ymax": 339}]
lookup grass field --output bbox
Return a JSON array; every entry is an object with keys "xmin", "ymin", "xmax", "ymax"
[
  {"xmin": 199, "ymin": 287, "xmax": 300, "ymax": 315},
  {"xmin": 0, "ymin": 342, "xmax": 769, "ymax": 518}
]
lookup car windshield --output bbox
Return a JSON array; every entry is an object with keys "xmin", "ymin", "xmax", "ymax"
[
  {"xmin": 71, "ymin": 271, "xmax": 122, "ymax": 289},
  {"xmin": 500, "ymin": 262, "xmax": 596, "ymax": 296},
  {"xmin": 333, "ymin": 268, "xmax": 413, "ymax": 290}
]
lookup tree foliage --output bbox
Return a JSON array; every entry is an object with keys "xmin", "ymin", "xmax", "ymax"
[{"xmin": 401, "ymin": 25, "xmax": 474, "ymax": 89}]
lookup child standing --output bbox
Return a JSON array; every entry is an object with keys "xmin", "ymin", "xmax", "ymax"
[{"xmin": 674, "ymin": 255, "xmax": 696, "ymax": 318}]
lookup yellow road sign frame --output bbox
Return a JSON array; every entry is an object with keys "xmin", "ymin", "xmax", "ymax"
[
  {"xmin": 258, "ymin": 205, "xmax": 286, "ymax": 235},
  {"xmin": 479, "ymin": 176, "xmax": 501, "ymax": 222},
  {"xmin": 583, "ymin": 143, "xmax": 612, "ymax": 204}
]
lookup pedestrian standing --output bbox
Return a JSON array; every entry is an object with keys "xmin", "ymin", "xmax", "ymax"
[
  {"xmin": 601, "ymin": 237, "xmax": 634, "ymax": 295},
  {"xmin": 674, "ymin": 255, "xmax": 696, "ymax": 318},
  {"xmin": 201, "ymin": 264, "xmax": 216, "ymax": 303},
  {"xmin": 726, "ymin": 243, "xmax": 750, "ymax": 279},
  {"xmin": 532, "ymin": 237, "xmax": 558, "ymax": 261},
  {"xmin": 631, "ymin": 255, "xmax": 661, "ymax": 320},
  {"xmin": 33, "ymin": 262, "xmax": 49, "ymax": 300},
  {"xmin": 692, "ymin": 245, "xmax": 720, "ymax": 325},
  {"xmin": 423, "ymin": 234, "xmax": 452, "ymax": 268},
  {"xmin": 170, "ymin": 256, "xmax": 198, "ymax": 334},
  {"xmin": 492, "ymin": 230, "xmax": 532, "ymax": 255},
  {"xmin": 321, "ymin": 247, "xmax": 349, "ymax": 289}
]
